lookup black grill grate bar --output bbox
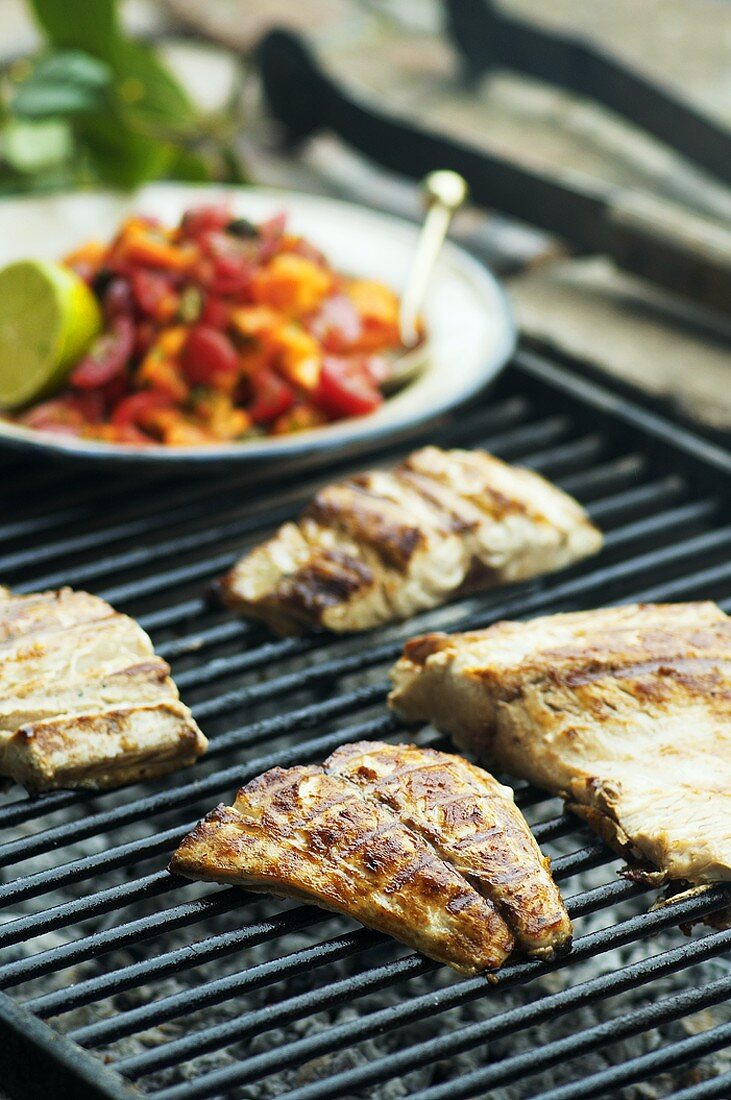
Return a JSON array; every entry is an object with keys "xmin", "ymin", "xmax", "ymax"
[
  {"xmin": 624, "ymin": 558, "xmax": 731, "ymax": 605},
  {"xmin": 0, "ymin": 398, "xmax": 531, "ymax": 551},
  {"xmin": 0, "ymin": 809, "xmax": 573, "ymax": 955},
  {"xmin": 664, "ymin": 1070, "xmax": 731, "ymax": 1100},
  {"xmin": 0, "ymin": 710, "xmax": 398, "ymax": 872},
  {"xmin": 120, "ymin": 955, "xmax": 441, "ymax": 1082},
  {"xmin": 156, "ymin": 468, "xmax": 685, "ymax": 664},
  {"xmin": 2, "ymin": 841, "xmax": 605, "ymax": 993},
  {"xmin": 25, "ymin": 905, "xmax": 332, "ymax": 1018},
  {"xmin": 505, "ymin": 433, "xmax": 605, "ymax": 477},
  {"xmin": 168, "ymin": 494, "xmax": 719, "ymax": 697},
  {"xmin": 407, "ymin": 979, "xmax": 731, "ymax": 1100},
  {"xmin": 108, "ymin": 855, "xmax": 626, "ymax": 1079},
  {"xmin": 138, "ymin": 889, "xmax": 731, "ymax": 1099},
  {"xmin": 8, "ymin": 411, "xmax": 569, "ymax": 592},
  {"xmin": 71, "ymin": 879, "xmax": 648, "ymax": 1048},
  {"xmin": 136, "ymin": 467, "xmax": 684, "ymax": 642},
  {"xmin": 278, "ymin": 926, "xmax": 731, "ymax": 1100},
  {"xmin": 0, "ymin": 871, "xmax": 177, "ymax": 949},
  {"xmin": 0, "ymin": 720, "xmax": 399, "ymax": 907},
  {"xmin": 30, "ymin": 446, "xmax": 629, "ymax": 613},
  {"xmin": 0, "ymin": 890, "xmax": 247, "ymax": 988},
  {"xmin": 2, "ymin": 520, "xmax": 727, "ymax": 891},
  {"xmin": 70, "ymin": 928, "xmax": 383, "ymax": 1047},
  {"xmin": 534, "ymin": 1030, "xmax": 731, "ymax": 1100},
  {"xmin": 0, "ymin": 683, "xmax": 388, "ymax": 835},
  {"xmin": 184, "ymin": 522, "xmax": 731, "ymax": 725},
  {"xmin": 126, "ymin": 465, "xmax": 683, "ymax": 637}
]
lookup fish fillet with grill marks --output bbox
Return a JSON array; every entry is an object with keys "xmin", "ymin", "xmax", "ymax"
[
  {"xmin": 0, "ymin": 586, "xmax": 207, "ymax": 792},
  {"xmin": 170, "ymin": 744, "xmax": 571, "ymax": 972},
  {"xmin": 170, "ymin": 761, "xmax": 515, "ymax": 974},
  {"xmin": 219, "ymin": 446, "xmax": 602, "ymax": 634},
  {"xmin": 324, "ymin": 741, "xmax": 572, "ymax": 957},
  {"xmin": 389, "ymin": 603, "xmax": 731, "ymax": 888}
]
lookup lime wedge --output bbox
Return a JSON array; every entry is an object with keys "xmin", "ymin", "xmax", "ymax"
[{"xmin": 0, "ymin": 260, "xmax": 102, "ymax": 409}]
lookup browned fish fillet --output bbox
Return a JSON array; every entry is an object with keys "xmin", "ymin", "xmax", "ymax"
[
  {"xmin": 324, "ymin": 741, "xmax": 571, "ymax": 958},
  {"xmin": 219, "ymin": 446, "xmax": 602, "ymax": 634},
  {"xmin": 0, "ymin": 587, "xmax": 207, "ymax": 792},
  {"xmin": 389, "ymin": 602, "xmax": 731, "ymax": 888},
  {"xmin": 170, "ymin": 763, "xmax": 515, "ymax": 974}
]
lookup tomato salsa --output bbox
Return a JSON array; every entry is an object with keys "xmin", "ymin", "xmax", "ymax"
[{"xmin": 15, "ymin": 204, "xmax": 407, "ymax": 445}]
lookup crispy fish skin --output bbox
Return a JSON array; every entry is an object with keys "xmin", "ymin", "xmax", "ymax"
[
  {"xmin": 389, "ymin": 602, "xmax": 731, "ymax": 887},
  {"xmin": 0, "ymin": 587, "xmax": 207, "ymax": 792},
  {"xmin": 219, "ymin": 446, "xmax": 602, "ymax": 634},
  {"xmin": 170, "ymin": 764, "xmax": 515, "ymax": 975},
  {"xmin": 324, "ymin": 741, "xmax": 571, "ymax": 958}
]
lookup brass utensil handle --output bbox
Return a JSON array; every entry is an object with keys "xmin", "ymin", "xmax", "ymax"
[{"xmin": 399, "ymin": 171, "xmax": 468, "ymax": 348}]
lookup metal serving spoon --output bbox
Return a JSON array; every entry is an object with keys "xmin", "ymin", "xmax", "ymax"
[{"xmin": 381, "ymin": 169, "xmax": 469, "ymax": 394}]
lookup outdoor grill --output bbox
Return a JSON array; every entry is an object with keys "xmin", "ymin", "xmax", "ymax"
[{"xmin": 1, "ymin": 345, "xmax": 730, "ymax": 1100}]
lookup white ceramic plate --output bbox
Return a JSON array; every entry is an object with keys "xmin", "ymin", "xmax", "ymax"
[{"xmin": 0, "ymin": 184, "xmax": 515, "ymax": 465}]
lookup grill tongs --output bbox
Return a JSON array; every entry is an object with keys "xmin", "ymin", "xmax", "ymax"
[{"xmin": 257, "ymin": 4, "xmax": 731, "ymax": 317}]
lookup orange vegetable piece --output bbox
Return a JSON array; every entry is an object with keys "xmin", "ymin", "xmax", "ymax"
[
  {"xmin": 271, "ymin": 404, "xmax": 327, "ymax": 434},
  {"xmin": 269, "ymin": 323, "xmax": 322, "ymax": 391},
  {"xmin": 193, "ymin": 391, "xmax": 251, "ymax": 440},
  {"xmin": 62, "ymin": 239, "xmax": 107, "ymax": 268},
  {"xmin": 344, "ymin": 279, "xmax": 400, "ymax": 325},
  {"xmin": 230, "ymin": 305, "xmax": 283, "ymax": 340},
  {"xmin": 250, "ymin": 254, "xmax": 333, "ymax": 316},
  {"xmin": 117, "ymin": 223, "xmax": 196, "ymax": 272}
]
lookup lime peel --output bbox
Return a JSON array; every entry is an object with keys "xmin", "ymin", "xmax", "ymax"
[{"xmin": 0, "ymin": 259, "xmax": 102, "ymax": 409}]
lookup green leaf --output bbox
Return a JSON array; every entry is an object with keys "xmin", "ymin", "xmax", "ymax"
[
  {"xmin": 11, "ymin": 51, "xmax": 112, "ymax": 118},
  {"xmin": 166, "ymin": 147, "xmax": 213, "ymax": 182},
  {"xmin": 81, "ymin": 115, "xmax": 176, "ymax": 187},
  {"xmin": 27, "ymin": 0, "xmax": 120, "ymax": 55},
  {"xmin": 28, "ymin": 51, "xmax": 112, "ymax": 89},
  {"xmin": 2, "ymin": 117, "xmax": 73, "ymax": 172},
  {"xmin": 110, "ymin": 39, "xmax": 197, "ymax": 133}
]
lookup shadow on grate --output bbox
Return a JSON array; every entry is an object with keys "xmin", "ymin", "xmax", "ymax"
[{"xmin": 0, "ymin": 348, "xmax": 729, "ymax": 1100}]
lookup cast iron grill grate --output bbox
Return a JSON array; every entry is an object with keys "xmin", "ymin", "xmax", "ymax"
[{"xmin": 0, "ymin": 347, "xmax": 730, "ymax": 1100}]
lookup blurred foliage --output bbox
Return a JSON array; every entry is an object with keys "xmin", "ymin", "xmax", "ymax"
[{"xmin": 0, "ymin": 0, "xmax": 248, "ymax": 194}]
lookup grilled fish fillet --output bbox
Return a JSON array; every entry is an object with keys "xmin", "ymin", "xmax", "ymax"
[
  {"xmin": 170, "ymin": 761, "xmax": 516, "ymax": 974},
  {"xmin": 219, "ymin": 446, "xmax": 602, "ymax": 634},
  {"xmin": 389, "ymin": 602, "xmax": 731, "ymax": 887},
  {"xmin": 0, "ymin": 587, "xmax": 207, "ymax": 792},
  {"xmin": 324, "ymin": 741, "xmax": 572, "ymax": 957}
]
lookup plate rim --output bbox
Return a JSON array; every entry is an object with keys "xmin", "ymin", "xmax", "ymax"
[{"xmin": 0, "ymin": 182, "xmax": 516, "ymax": 464}]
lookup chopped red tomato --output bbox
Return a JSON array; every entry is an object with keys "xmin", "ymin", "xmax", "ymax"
[
  {"xmin": 179, "ymin": 204, "xmax": 233, "ymax": 239},
  {"xmin": 200, "ymin": 295, "xmax": 232, "ymax": 329},
  {"xmin": 70, "ymin": 317, "xmax": 135, "ymax": 390},
  {"xmin": 181, "ymin": 325, "xmax": 238, "ymax": 386},
  {"xmin": 111, "ymin": 390, "xmax": 174, "ymax": 430},
  {"xmin": 102, "ymin": 278, "xmax": 135, "ymax": 321},
  {"xmin": 314, "ymin": 357, "xmax": 383, "ymax": 419},
  {"xmin": 248, "ymin": 368, "xmax": 295, "ymax": 423}
]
